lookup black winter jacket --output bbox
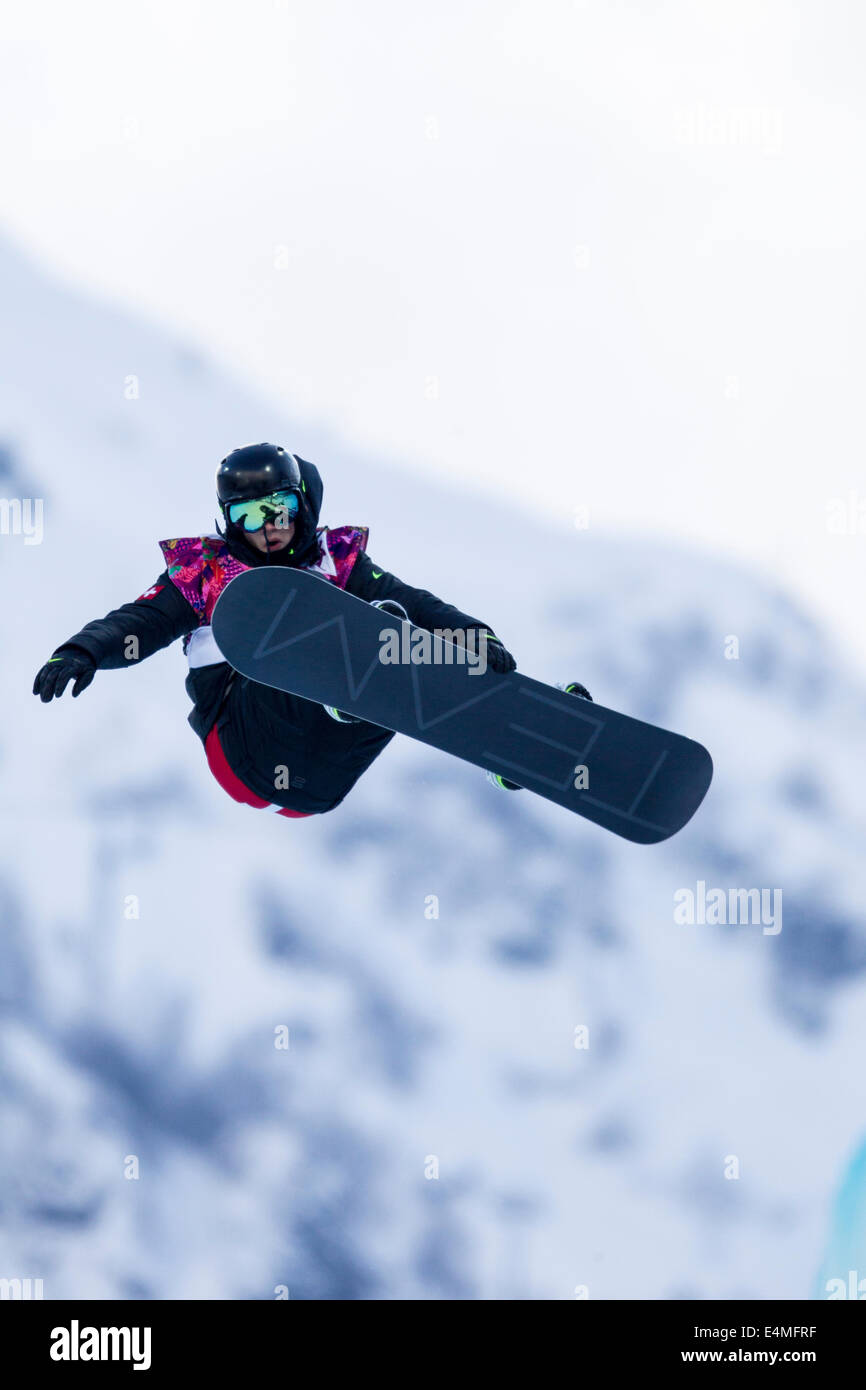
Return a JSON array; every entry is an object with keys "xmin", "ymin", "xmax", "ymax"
[{"xmin": 56, "ymin": 459, "xmax": 498, "ymax": 814}]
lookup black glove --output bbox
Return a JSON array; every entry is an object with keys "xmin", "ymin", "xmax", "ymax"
[
  {"xmin": 483, "ymin": 633, "xmax": 517, "ymax": 674},
  {"xmin": 33, "ymin": 648, "xmax": 97, "ymax": 702}
]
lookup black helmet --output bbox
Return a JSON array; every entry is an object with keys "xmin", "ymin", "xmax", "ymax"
[
  {"xmin": 216, "ymin": 443, "xmax": 302, "ymax": 507},
  {"xmin": 215, "ymin": 442, "xmax": 318, "ymax": 569}
]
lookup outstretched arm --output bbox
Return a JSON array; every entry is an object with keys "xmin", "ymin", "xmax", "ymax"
[{"xmin": 33, "ymin": 572, "xmax": 198, "ymax": 700}]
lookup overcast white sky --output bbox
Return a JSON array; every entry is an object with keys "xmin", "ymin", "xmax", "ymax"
[{"xmin": 1, "ymin": 0, "xmax": 864, "ymax": 667}]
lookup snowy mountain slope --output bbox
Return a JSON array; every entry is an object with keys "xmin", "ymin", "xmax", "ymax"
[{"xmin": 1, "ymin": 231, "xmax": 865, "ymax": 1299}]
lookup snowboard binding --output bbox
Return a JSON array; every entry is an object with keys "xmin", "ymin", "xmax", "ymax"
[{"xmin": 486, "ymin": 680, "xmax": 594, "ymax": 791}]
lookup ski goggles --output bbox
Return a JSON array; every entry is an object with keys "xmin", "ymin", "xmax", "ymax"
[{"xmin": 225, "ymin": 489, "xmax": 301, "ymax": 532}]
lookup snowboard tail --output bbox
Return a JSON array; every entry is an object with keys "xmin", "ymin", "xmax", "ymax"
[{"xmin": 212, "ymin": 568, "xmax": 713, "ymax": 843}]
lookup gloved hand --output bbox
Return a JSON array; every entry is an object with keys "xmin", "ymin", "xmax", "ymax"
[
  {"xmin": 482, "ymin": 633, "xmax": 517, "ymax": 674},
  {"xmin": 33, "ymin": 648, "xmax": 97, "ymax": 701}
]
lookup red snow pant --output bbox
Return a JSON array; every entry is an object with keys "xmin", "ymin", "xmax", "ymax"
[{"xmin": 205, "ymin": 725, "xmax": 313, "ymax": 818}]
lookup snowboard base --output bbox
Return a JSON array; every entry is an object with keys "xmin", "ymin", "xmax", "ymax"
[{"xmin": 211, "ymin": 568, "xmax": 713, "ymax": 843}]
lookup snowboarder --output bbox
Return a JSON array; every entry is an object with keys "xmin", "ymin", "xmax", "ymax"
[{"xmin": 34, "ymin": 444, "xmax": 588, "ymax": 818}]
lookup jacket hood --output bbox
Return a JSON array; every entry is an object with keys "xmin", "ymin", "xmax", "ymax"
[{"xmin": 297, "ymin": 455, "xmax": 323, "ymax": 524}]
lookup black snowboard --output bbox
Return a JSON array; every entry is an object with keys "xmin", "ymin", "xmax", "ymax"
[{"xmin": 211, "ymin": 568, "xmax": 713, "ymax": 843}]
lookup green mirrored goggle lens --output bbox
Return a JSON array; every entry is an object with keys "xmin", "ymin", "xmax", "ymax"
[{"xmin": 226, "ymin": 489, "xmax": 300, "ymax": 532}]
